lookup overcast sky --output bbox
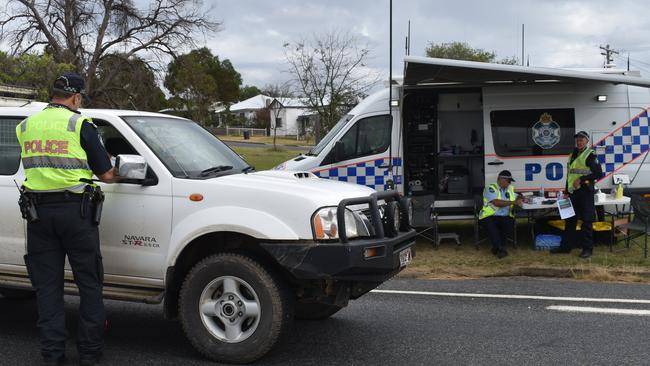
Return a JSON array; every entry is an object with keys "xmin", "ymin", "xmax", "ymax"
[{"xmin": 204, "ymin": 0, "xmax": 650, "ymax": 89}]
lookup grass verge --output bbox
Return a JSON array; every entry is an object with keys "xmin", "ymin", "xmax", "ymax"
[
  {"xmin": 403, "ymin": 221, "xmax": 650, "ymax": 283},
  {"xmin": 232, "ymin": 146, "xmax": 301, "ymax": 171}
]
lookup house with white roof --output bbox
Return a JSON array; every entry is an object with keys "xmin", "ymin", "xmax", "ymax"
[
  {"xmin": 268, "ymin": 97, "xmax": 317, "ymax": 137},
  {"xmin": 225, "ymin": 94, "xmax": 317, "ymax": 137}
]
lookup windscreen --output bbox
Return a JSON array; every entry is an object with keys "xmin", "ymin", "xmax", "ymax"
[{"xmin": 122, "ymin": 116, "xmax": 248, "ymax": 178}]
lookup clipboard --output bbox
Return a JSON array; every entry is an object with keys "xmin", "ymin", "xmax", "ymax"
[{"xmin": 557, "ymin": 198, "xmax": 575, "ymax": 219}]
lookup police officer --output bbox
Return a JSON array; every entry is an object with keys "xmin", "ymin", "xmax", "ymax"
[
  {"xmin": 479, "ymin": 170, "xmax": 523, "ymax": 258},
  {"xmin": 551, "ymin": 131, "xmax": 603, "ymax": 258},
  {"xmin": 15, "ymin": 73, "xmax": 120, "ymax": 366}
]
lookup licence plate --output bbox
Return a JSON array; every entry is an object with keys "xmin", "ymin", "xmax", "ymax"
[{"xmin": 399, "ymin": 248, "xmax": 413, "ymax": 267}]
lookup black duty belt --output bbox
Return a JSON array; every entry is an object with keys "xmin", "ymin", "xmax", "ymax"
[{"xmin": 28, "ymin": 191, "xmax": 85, "ymax": 205}]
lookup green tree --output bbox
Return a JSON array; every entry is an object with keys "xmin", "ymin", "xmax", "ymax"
[
  {"xmin": 239, "ymin": 85, "xmax": 262, "ymax": 100},
  {"xmin": 0, "ymin": 0, "xmax": 219, "ymax": 99},
  {"xmin": 425, "ymin": 41, "xmax": 518, "ymax": 64},
  {"xmin": 0, "ymin": 51, "xmax": 74, "ymax": 101},
  {"xmin": 165, "ymin": 48, "xmax": 242, "ymax": 125}
]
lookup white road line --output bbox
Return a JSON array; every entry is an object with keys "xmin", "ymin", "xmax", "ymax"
[
  {"xmin": 546, "ymin": 305, "xmax": 650, "ymax": 316},
  {"xmin": 371, "ymin": 289, "xmax": 650, "ymax": 304}
]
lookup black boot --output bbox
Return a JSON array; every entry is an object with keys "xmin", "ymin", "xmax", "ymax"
[{"xmin": 579, "ymin": 249, "xmax": 593, "ymax": 258}]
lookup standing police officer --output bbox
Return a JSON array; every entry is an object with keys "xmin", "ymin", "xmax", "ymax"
[
  {"xmin": 479, "ymin": 170, "xmax": 523, "ymax": 258},
  {"xmin": 16, "ymin": 73, "xmax": 119, "ymax": 366},
  {"xmin": 551, "ymin": 131, "xmax": 603, "ymax": 258}
]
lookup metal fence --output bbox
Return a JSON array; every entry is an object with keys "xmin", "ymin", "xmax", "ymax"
[{"xmin": 210, "ymin": 127, "xmax": 268, "ymax": 137}]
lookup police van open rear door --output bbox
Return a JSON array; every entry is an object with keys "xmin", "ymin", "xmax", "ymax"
[{"xmin": 403, "ymin": 56, "xmax": 650, "ymax": 192}]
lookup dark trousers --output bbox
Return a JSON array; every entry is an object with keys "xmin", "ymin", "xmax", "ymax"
[
  {"xmin": 562, "ymin": 189, "xmax": 595, "ymax": 251},
  {"xmin": 482, "ymin": 216, "xmax": 514, "ymax": 252},
  {"xmin": 24, "ymin": 200, "xmax": 105, "ymax": 360}
]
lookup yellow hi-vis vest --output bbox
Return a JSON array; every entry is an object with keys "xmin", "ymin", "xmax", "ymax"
[
  {"xmin": 479, "ymin": 182, "xmax": 516, "ymax": 220},
  {"xmin": 15, "ymin": 106, "xmax": 93, "ymax": 192},
  {"xmin": 567, "ymin": 147, "xmax": 595, "ymax": 194}
]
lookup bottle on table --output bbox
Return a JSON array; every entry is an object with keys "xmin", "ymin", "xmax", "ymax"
[{"xmin": 615, "ymin": 183, "xmax": 624, "ymax": 199}]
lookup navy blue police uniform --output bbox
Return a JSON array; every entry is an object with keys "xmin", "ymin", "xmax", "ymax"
[{"xmin": 19, "ymin": 74, "xmax": 112, "ymax": 366}]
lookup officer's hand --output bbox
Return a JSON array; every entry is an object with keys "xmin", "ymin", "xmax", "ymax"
[
  {"xmin": 573, "ymin": 178, "xmax": 581, "ymax": 189},
  {"xmin": 515, "ymin": 197, "xmax": 524, "ymax": 207},
  {"xmin": 98, "ymin": 167, "xmax": 122, "ymax": 183}
]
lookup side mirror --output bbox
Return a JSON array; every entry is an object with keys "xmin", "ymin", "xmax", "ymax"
[
  {"xmin": 334, "ymin": 141, "xmax": 346, "ymax": 162},
  {"xmin": 116, "ymin": 154, "xmax": 147, "ymax": 180}
]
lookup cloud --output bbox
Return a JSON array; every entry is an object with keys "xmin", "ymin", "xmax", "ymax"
[{"xmin": 201, "ymin": 0, "xmax": 650, "ymax": 88}]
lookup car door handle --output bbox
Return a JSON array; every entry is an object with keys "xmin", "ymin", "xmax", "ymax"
[{"xmin": 488, "ymin": 161, "xmax": 504, "ymax": 166}]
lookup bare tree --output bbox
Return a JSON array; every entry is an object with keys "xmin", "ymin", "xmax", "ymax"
[
  {"xmin": 261, "ymin": 82, "xmax": 293, "ymax": 99},
  {"xmin": 284, "ymin": 30, "xmax": 378, "ymax": 141},
  {"xmin": 0, "ymin": 0, "xmax": 219, "ymax": 98},
  {"xmin": 258, "ymin": 82, "xmax": 293, "ymax": 148}
]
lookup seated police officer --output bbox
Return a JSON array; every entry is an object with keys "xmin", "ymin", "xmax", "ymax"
[
  {"xmin": 15, "ymin": 73, "xmax": 120, "ymax": 366},
  {"xmin": 479, "ymin": 170, "xmax": 523, "ymax": 258}
]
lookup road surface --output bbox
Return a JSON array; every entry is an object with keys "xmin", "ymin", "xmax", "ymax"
[{"xmin": 2, "ymin": 277, "xmax": 649, "ymax": 365}]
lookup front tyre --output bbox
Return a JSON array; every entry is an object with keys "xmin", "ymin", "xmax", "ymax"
[{"xmin": 179, "ymin": 253, "xmax": 293, "ymax": 364}]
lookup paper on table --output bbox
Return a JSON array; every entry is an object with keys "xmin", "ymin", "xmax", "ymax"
[{"xmin": 557, "ymin": 198, "xmax": 575, "ymax": 219}]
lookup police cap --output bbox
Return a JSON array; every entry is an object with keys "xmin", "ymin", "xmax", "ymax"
[
  {"xmin": 53, "ymin": 72, "xmax": 90, "ymax": 101},
  {"xmin": 498, "ymin": 170, "xmax": 515, "ymax": 182},
  {"xmin": 574, "ymin": 131, "xmax": 590, "ymax": 140}
]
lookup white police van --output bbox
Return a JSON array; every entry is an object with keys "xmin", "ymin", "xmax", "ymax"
[
  {"xmin": 276, "ymin": 57, "xmax": 650, "ymax": 226},
  {"xmin": 0, "ymin": 104, "xmax": 415, "ymax": 363}
]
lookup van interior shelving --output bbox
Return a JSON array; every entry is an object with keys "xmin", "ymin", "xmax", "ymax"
[{"xmin": 403, "ymin": 88, "xmax": 485, "ymax": 226}]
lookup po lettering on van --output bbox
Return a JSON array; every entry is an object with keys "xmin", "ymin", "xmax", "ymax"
[{"xmin": 525, "ymin": 162, "xmax": 563, "ymax": 181}]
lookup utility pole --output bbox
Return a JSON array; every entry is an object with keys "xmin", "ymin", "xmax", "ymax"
[
  {"xmin": 599, "ymin": 44, "xmax": 619, "ymax": 67},
  {"xmin": 521, "ymin": 24, "xmax": 525, "ymax": 66}
]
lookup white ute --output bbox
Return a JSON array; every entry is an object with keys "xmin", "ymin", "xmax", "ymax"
[{"xmin": 0, "ymin": 105, "xmax": 416, "ymax": 363}]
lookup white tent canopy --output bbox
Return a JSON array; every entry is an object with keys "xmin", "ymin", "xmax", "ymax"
[{"xmin": 403, "ymin": 56, "xmax": 650, "ymax": 88}]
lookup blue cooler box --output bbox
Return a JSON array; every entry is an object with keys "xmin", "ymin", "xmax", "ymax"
[{"xmin": 534, "ymin": 235, "xmax": 562, "ymax": 251}]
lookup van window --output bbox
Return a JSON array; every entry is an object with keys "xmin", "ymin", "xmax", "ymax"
[
  {"xmin": 308, "ymin": 114, "xmax": 353, "ymax": 156},
  {"xmin": 331, "ymin": 115, "xmax": 392, "ymax": 163},
  {"xmin": 0, "ymin": 117, "xmax": 24, "ymax": 175},
  {"xmin": 490, "ymin": 108, "xmax": 575, "ymax": 157}
]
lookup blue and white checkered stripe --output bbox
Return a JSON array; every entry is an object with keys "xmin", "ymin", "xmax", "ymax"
[
  {"xmin": 596, "ymin": 109, "xmax": 650, "ymax": 175},
  {"xmin": 314, "ymin": 157, "xmax": 402, "ymax": 190}
]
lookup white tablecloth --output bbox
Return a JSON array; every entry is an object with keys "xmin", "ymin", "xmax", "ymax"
[{"xmin": 521, "ymin": 195, "xmax": 630, "ymax": 211}]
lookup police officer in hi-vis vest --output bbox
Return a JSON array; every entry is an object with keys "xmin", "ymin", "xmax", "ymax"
[
  {"xmin": 479, "ymin": 170, "xmax": 523, "ymax": 259},
  {"xmin": 551, "ymin": 131, "xmax": 603, "ymax": 258},
  {"xmin": 15, "ymin": 73, "xmax": 120, "ymax": 366}
]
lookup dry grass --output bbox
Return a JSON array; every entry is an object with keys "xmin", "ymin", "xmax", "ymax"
[{"xmin": 401, "ymin": 220, "xmax": 650, "ymax": 283}]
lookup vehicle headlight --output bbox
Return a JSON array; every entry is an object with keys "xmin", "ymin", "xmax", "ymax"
[{"xmin": 312, "ymin": 207, "xmax": 370, "ymax": 240}]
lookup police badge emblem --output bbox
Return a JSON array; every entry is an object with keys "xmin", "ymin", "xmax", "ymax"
[{"xmin": 532, "ymin": 112, "xmax": 560, "ymax": 149}]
